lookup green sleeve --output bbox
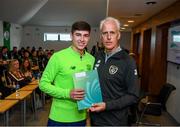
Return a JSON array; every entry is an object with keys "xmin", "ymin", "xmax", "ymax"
[{"xmin": 39, "ymin": 54, "xmax": 71, "ymax": 99}]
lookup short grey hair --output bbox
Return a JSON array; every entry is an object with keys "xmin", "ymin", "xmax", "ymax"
[{"xmin": 100, "ymin": 17, "xmax": 121, "ymax": 31}]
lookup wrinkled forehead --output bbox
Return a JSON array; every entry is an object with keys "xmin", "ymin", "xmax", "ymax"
[{"xmin": 101, "ymin": 21, "xmax": 119, "ymax": 32}]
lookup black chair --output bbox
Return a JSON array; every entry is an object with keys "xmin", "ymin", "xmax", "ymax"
[{"xmin": 137, "ymin": 83, "xmax": 176, "ymax": 125}]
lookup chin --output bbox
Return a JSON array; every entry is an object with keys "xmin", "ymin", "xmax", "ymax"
[
  {"xmin": 77, "ymin": 47, "xmax": 85, "ymax": 51},
  {"xmin": 105, "ymin": 46, "xmax": 113, "ymax": 50}
]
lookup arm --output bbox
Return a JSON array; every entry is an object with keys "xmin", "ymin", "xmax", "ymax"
[
  {"xmin": 39, "ymin": 54, "xmax": 71, "ymax": 99},
  {"xmin": 39, "ymin": 53, "xmax": 85, "ymax": 100}
]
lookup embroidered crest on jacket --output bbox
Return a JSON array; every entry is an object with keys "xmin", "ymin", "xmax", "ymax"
[{"xmin": 109, "ymin": 65, "xmax": 118, "ymax": 75}]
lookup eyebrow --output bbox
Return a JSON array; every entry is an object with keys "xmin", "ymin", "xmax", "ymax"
[{"xmin": 74, "ymin": 32, "xmax": 90, "ymax": 36}]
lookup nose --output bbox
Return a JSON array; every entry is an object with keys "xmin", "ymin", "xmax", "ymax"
[
  {"xmin": 80, "ymin": 36, "xmax": 85, "ymax": 41},
  {"xmin": 107, "ymin": 33, "xmax": 111, "ymax": 40}
]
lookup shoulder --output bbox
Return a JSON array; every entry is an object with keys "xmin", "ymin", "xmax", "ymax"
[
  {"xmin": 118, "ymin": 50, "xmax": 131, "ymax": 60},
  {"xmin": 114, "ymin": 50, "xmax": 136, "ymax": 66},
  {"xmin": 120, "ymin": 50, "xmax": 136, "ymax": 68},
  {"xmin": 94, "ymin": 50, "xmax": 104, "ymax": 58},
  {"xmin": 54, "ymin": 47, "xmax": 69, "ymax": 55},
  {"xmin": 85, "ymin": 52, "xmax": 95, "ymax": 60},
  {"xmin": 51, "ymin": 47, "xmax": 70, "ymax": 59}
]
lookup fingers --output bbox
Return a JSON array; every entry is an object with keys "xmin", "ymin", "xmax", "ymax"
[
  {"xmin": 73, "ymin": 93, "xmax": 85, "ymax": 100},
  {"xmin": 89, "ymin": 104, "xmax": 100, "ymax": 112},
  {"xmin": 70, "ymin": 89, "xmax": 85, "ymax": 100},
  {"xmin": 89, "ymin": 102, "xmax": 106, "ymax": 112}
]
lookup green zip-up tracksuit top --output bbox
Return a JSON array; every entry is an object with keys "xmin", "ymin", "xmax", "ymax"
[{"xmin": 39, "ymin": 47, "xmax": 95, "ymax": 122}]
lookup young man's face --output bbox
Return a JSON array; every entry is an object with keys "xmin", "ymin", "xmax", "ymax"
[
  {"xmin": 71, "ymin": 30, "xmax": 90, "ymax": 52},
  {"xmin": 101, "ymin": 20, "xmax": 120, "ymax": 52}
]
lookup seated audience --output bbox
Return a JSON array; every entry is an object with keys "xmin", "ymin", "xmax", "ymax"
[{"xmin": 8, "ymin": 59, "xmax": 31, "ymax": 88}]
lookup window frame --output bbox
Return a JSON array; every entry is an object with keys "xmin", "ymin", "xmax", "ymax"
[{"xmin": 44, "ymin": 33, "xmax": 72, "ymax": 42}]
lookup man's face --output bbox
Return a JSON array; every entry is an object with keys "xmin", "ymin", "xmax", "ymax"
[
  {"xmin": 101, "ymin": 21, "xmax": 120, "ymax": 52},
  {"xmin": 71, "ymin": 30, "xmax": 90, "ymax": 52}
]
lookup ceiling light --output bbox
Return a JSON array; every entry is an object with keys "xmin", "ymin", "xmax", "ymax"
[
  {"xmin": 123, "ymin": 24, "xmax": 129, "ymax": 27},
  {"xmin": 121, "ymin": 27, "xmax": 125, "ymax": 30},
  {"xmin": 128, "ymin": 20, "xmax": 134, "ymax": 23}
]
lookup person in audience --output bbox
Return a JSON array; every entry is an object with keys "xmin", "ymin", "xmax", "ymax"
[
  {"xmin": 31, "ymin": 50, "xmax": 38, "ymax": 67},
  {"xmin": 39, "ymin": 21, "xmax": 95, "ymax": 126},
  {"xmin": 8, "ymin": 59, "xmax": 30, "ymax": 87},
  {"xmin": 37, "ymin": 49, "xmax": 45, "ymax": 71},
  {"xmin": 0, "ymin": 69, "xmax": 13, "ymax": 98},
  {"xmin": 0, "ymin": 46, "xmax": 10, "ymax": 60},
  {"xmin": 10, "ymin": 46, "xmax": 19, "ymax": 60},
  {"xmin": 31, "ymin": 50, "xmax": 40, "ymax": 78},
  {"xmin": 89, "ymin": 17, "xmax": 140, "ymax": 126},
  {"xmin": 44, "ymin": 51, "xmax": 52, "ymax": 67},
  {"xmin": 0, "ymin": 59, "xmax": 9, "ymax": 76},
  {"xmin": 32, "ymin": 46, "xmax": 36, "ymax": 51},
  {"xmin": 23, "ymin": 50, "xmax": 30, "ymax": 60},
  {"xmin": 21, "ymin": 59, "xmax": 34, "ymax": 81},
  {"xmin": 0, "ymin": 77, "xmax": 12, "ymax": 98},
  {"xmin": 26, "ymin": 46, "xmax": 31, "ymax": 55},
  {"xmin": 18, "ymin": 47, "xmax": 25, "ymax": 58}
]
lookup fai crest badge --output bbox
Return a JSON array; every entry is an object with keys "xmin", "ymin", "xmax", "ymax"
[{"xmin": 109, "ymin": 65, "xmax": 118, "ymax": 75}]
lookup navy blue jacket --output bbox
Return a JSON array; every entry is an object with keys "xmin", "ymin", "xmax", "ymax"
[{"xmin": 90, "ymin": 49, "xmax": 140, "ymax": 126}]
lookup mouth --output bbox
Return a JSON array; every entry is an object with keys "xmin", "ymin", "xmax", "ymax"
[
  {"xmin": 78, "ymin": 42, "xmax": 86, "ymax": 46},
  {"xmin": 105, "ymin": 42, "xmax": 112, "ymax": 45},
  {"xmin": 78, "ymin": 44, "xmax": 85, "ymax": 47}
]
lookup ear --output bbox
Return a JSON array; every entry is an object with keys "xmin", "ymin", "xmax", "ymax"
[{"xmin": 117, "ymin": 32, "xmax": 121, "ymax": 40}]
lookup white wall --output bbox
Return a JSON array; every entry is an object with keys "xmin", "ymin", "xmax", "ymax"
[
  {"xmin": 166, "ymin": 61, "xmax": 180, "ymax": 123},
  {"xmin": 10, "ymin": 24, "xmax": 23, "ymax": 50},
  {"xmin": 0, "ymin": 21, "xmax": 3, "ymax": 46}
]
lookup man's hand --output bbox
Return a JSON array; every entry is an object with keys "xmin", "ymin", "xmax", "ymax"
[
  {"xmin": 89, "ymin": 102, "xmax": 106, "ymax": 112},
  {"xmin": 70, "ymin": 89, "xmax": 85, "ymax": 100}
]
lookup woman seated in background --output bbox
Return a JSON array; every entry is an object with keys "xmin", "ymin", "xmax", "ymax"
[
  {"xmin": 21, "ymin": 58, "xmax": 34, "ymax": 81},
  {"xmin": 0, "ymin": 74, "xmax": 12, "ymax": 99},
  {"xmin": 8, "ymin": 59, "xmax": 31, "ymax": 88}
]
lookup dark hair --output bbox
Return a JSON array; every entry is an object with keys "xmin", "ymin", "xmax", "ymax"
[
  {"xmin": 21, "ymin": 58, "xmax": 32, "ymax": 71},
  {"xmin": 71, "ymin": 21, "xmax": 91, "ymax": 33}
]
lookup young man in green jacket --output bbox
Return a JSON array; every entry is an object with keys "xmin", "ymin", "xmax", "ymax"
[{"xmin": 39, "ymin": 21, "xmax": 95, "ymax": 126}]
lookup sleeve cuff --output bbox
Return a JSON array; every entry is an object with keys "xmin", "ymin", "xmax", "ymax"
[{"xmin": 64, "ymin": 89, "xmax": 71, "ymax": 98}]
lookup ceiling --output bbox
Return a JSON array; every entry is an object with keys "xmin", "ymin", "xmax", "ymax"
[{"xmin": 0, "ymin": 0, "xmax": 178, "ymax": 30}]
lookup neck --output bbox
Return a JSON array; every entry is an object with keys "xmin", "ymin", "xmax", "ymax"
[
  {"xmin": 71, "ymin": 46, "xmax": 84, "ymax": 55},
  {"xmin": 105, "ymin": 45, "xmax": 120, "ymax": 54},
  {"xmin": 105, "ymin": 48, "xmax": 116, "ymax": 54}
]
